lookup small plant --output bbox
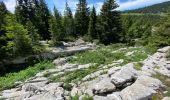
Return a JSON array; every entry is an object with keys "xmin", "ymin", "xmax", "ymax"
[
  {"xmin": 63, "ymin": 83, "xmax": 72, "ymax": 91},
  {"xmin": 134, "ymin": 62, "xmax": 143, "ymax": 70},
  {"xmin": 70, "ymin": 94, "xmax": 93, "ymax": 100}
]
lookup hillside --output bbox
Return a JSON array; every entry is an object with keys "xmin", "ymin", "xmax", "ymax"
[{"xmin": 125, "ymin": 1, "xmax": 170, "ymax": 13}]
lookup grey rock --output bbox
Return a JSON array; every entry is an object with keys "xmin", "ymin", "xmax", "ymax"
[
  {"xmin": 93, "ymin": 78, "xmax": 116, "ymax": 94},
  {"xmin": 120, "ymin": 83, "xmax": 156, "ymax": 100},
  {"xmin": 162, "ymin": 97, "xmax": 170, "ymax": 100},
  {"xmin": 135, "ymin": 76, "xmax": 163, "ymax": 90},
  {"xmin": 111, "ymin": 63, "xmax": 137, "ymax": 87},
  {"xmin": 158, "ymin": 46, "xmax": 170, "ymax": 53}
]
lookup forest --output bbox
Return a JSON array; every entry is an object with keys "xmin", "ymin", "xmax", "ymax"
[
  {"xmin": 0, "ymin": 0, "xmax": 170, "ymax": 78},
  {"xmin": 1, "ymin": 0, "xmax": 170, "ymax": 68}
]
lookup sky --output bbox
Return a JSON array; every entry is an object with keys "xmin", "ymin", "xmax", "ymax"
[{"xmin": 1, "ymin": 0, "xmax": 170, "ymax": 14}]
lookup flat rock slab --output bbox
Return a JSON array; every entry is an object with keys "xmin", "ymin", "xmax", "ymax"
[{"xmin": 120, "ymin": 83, "xmax": 156, "ymax": 100}]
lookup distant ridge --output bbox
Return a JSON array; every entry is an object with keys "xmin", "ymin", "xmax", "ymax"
[{"xmin": 124, "ymin": 1, "xmax": 170, "ymax": 13}]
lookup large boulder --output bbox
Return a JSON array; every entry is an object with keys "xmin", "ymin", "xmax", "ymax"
[
  {"xmin": 135, "ymin": 76, "xmax": 163, "ymax": 90},
  {"xmin": 93, "ymin": 78, "xmax": 116, "ymax": 94},
  {"xmin": 111, "ymin": 63, "xmax": 138, "ymax": 87},
  {"xmin": 120, "ymin": 83, "xmax": 156, "ymax": 100}
]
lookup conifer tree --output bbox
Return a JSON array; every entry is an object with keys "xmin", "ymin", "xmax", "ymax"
[
  {"xmin": 88, "ymin": 6, "xmax": 97, "ymax": 40},
  {"xmin": 5, "ymin": 16, "xmax": 32, "ymax": 56},
  {"xmin": 99, "ymin": 0, "xmax": 122, "ymax": 44},
  {"xmin": 37, "ymin": 0, "xmax": 51, "ymax": 40},
  {"xmin": 0, "ymin": 1, "xmax": 8, "ymax": 61},
  {"xmin": 75, "ymin": 0, "xmax": 89, "ymax": 36},
  {"xmin": 49, "ymin": 7, "xmax": 63, "ymax": 45},
  {"xmin": 63, "ymin": 1, "xmax": 75, "ymax": 37}
]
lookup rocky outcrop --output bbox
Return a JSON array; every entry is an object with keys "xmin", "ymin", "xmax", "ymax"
[
  {"xmin": 142, "ymin": 46, "xmax": 170, "ymax": 77},
  {"xmin": 1, "ymin": 46, "xmax": 170, "ymax": 100}
]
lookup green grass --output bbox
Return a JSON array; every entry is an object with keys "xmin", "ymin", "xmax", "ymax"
[
  {"xmin": 51, "ymin": 65, "xmax": 100, "ymax": 88},
  {"xmin": 153, "ymin": 73, "xmax": 170, "ymax": 98},
  {"xmin": 0, "ymin": 61, "xmax": 54, "ymax": 91},
  {"xmin": 70, "ymin": 94, "xmax": 93, "ymax": 100},
  {"xmin": 70, "ymin": 44, "xmax": 151, "ymax": 66},
  {"xmin": 134, "ymin": 62, "xmax": 143, "ymax": 70}
]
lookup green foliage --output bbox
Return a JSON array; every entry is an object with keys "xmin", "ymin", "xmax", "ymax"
[
  {"xmin": 63, "ymin": 2, "xmax": 75, "ymax": 38},
  {"xmin": 121, "ymin": 14, "xmax": 162, "ymax": 45},
  {"xmin": 98, "ymin": 0, "xmax": 122, "ymax": 44},
  {"xmin": 134, "ymin": 62, "xmax": 143, "ymax": 70},
  {"xmin": 0, "ymin": 61, "xmax": 54, "ymax": 91},
  {"xmin": 148, "ymin": 11, "xmax": 170, "ymax": 48},
  {"xmin": 70, "ymin": 94, "xmax": 93, "ymax": 100},
  {"xmin": 88, "ymin": 6, "xmax": 97, "ymax": 41},
  {"xmin": 153, "ymin": 73, "xmax": 170, "ymax": 97},
  {"xmin": 5, "ymin": 15, "xmax": 32, "ymax": 56},
  {"xmin": 126, "ymin": 1, "xmax": 170, "ymax": 13},
  {"xmin": 15, "ymin": 0, "xmax": 51, "ymax": 40},
  {"xmin": 75, "ymin": 0, "xmax": 89, "ymax": 36}
]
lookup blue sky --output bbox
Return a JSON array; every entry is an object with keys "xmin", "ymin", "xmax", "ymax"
[{"xmin": 2, "ymin": 0, "xmax": 170, "ymax": 14}]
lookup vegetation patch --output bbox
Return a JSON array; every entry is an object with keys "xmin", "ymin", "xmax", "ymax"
[
  {"xmin": 134, "ymin": 62, "xmax": 143, "ymax": 70},
  {"xmin": 153, "ymin": 73, "xmax": 170, "ymax": 97},
  {"xmin": 70, "ymin": 94, "xmax": 93, "ymax": 100},
  {"xmin": 0, "ymin": 61, "xmax": 54, "ymax": 91},
  {"xmin": 52, "ymin": 65, "xmax": 100, "ymax": 86}
]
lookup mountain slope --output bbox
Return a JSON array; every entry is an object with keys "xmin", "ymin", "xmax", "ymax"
[{"xmin": 125, "ymin": 1, "xmax": 170, "ymax": 13}]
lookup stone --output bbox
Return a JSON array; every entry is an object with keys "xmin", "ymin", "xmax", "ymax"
[
  {"xmin": 71, "ymin": 87, "xmax": 82, "ymax": 97},
  {"xmin": 53, "ymin": 58, "xmax": 68, "ymax": 66},
  {"xmin": 135, "ymin": 76, "xmax": 163, "ymax": 90},
  {"xmin": 162, "ymin": 97, "xmax": 170, "ymax": 100},
  {"xmin": 158, "ymin": 46, "xmax": 170, "ymax": 53},
  {"xmin": 111, "ymin": 63, "xmax": 137, "ymax": 87},
  {"xmin": 107, "ymin": 92, "xmax": 122, "ymax": 100},
  {"xmin": 93, "ymin": 78, "xmax": 116, "ymax": 94},
  {"xmin": 25, "ymin": 92, "xmax": 64, "ymax": 100},
  {"xmin": 22, "ymin": 84, "xmax": 44, "ymax": 93},
  {"xmin": 120, "ymin": 83, "xmax": 156, "ymax": 100},
  {"xmin": 108, "ymin": 67, "xmax": 121, "ymax": 77},
  {"xmin": 93, "ymin": 95, "xmax": 108, "ymax": 100}
]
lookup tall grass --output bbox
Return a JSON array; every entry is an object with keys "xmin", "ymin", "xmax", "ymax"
[{"xmin": 0, "ymin": 61, "xmax": 54, "ymax": 91}]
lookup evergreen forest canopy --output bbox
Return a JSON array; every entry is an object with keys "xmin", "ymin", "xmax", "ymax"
[
  {"xmin": 0, "ymin": 0, "xmax": 170, "ymax": 65},
  {"xmin": 124, "ymin": 1, "xmax": 170, "ymax": 13}
]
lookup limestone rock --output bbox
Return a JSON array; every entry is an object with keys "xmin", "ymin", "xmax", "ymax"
[
  {"xmin": 93, "ymin": 78, "xmax": 116, "ymax": 94},
  {"xmin": 111, "ymin": 63, "xmax": 137, "ymax": 87},
  {"xmin": 120, "ymin": 83, "xmax": 156, "ymax": 100}
]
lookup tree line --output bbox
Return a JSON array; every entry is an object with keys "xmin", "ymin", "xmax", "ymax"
[
  {"xmin": 0, "ymin": 0, "xmax": 121, "ymax": 62},
  {"xmin": 1, "ymin": 0, "xmax": 170, "ymax": 63}
]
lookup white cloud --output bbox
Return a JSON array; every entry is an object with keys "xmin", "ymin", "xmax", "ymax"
[
  {"xmin": 117, "ymin": 0, "xmax": 170, "ymax": 11},
  {"xmin": 3, "ymin": 0, "xmax": 16, "ymax": 13}
]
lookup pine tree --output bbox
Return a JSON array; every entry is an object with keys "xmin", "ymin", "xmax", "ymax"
[
  {"xmin": 15, "ymin": 0, "xmax": 51, "ymax": 40},
  {"xmin": 75, "ymin": 0, "xmax": 89, "ymax": 36},
  {"xmin": 0, "ymin": 1, "xmax": 8, "ymax": 61},
  {"xmin": 5, "ymin": 15, "xmax": 32, "ymax": 56},
  {"xmin": 26, "ymin": 20, "xmax": 40, "ymax": 45},
  {"xmin": 88, "ymin": 6, "xmax": 97, "ymax": 40},
  {"xmin": 36, "ymin": 0, "xmax": 51, "ymax": 40},
  {"xmin": 99, "ymin": 0, "xmax": 122, "ymax": 44},
  {"xmin": 49, "ymin": 7, "xmax": 64, "ymax": 45},
  {"xmin": 63, "ymin": 1, "xmax": 75, "ymax": 37}
]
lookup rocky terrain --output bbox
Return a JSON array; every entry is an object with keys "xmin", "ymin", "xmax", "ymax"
[{"xmin": 0, "ymin": 42, "xmax": 170, "ymax": 100}]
